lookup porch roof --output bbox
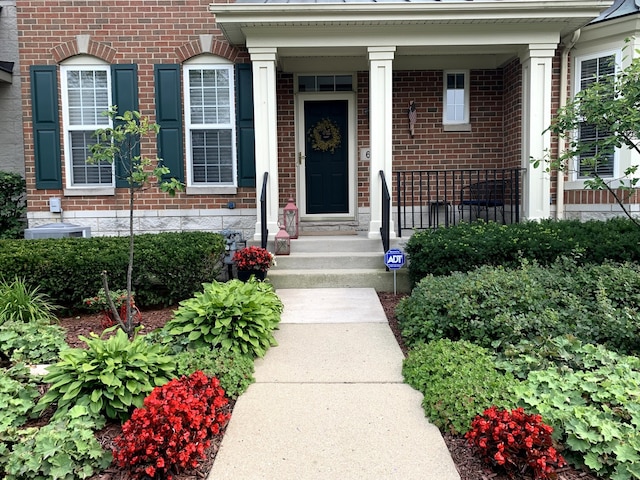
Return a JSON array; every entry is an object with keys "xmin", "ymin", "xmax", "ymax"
[{"xmin": 210, "ymin": 0, "xmax": 613, "ymax": 70}]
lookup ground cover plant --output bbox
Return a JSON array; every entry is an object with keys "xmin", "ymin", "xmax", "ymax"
[{"xmin": 402, "ymin": 339, "xmax": 517, "ymax": 434}]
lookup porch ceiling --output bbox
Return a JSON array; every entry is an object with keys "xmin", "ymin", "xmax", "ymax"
[{"xmin": 210, "ymin": 0, "xmax": 613, "ymax": 70}]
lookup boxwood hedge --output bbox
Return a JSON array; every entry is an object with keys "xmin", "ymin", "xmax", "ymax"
[
  {"xmin": 404, "ymin": 218, "xmax": 640, "ymax": 285},
  {"xmin": 0, "ymin": 231, "xmax": 226, "ymax": 310}
]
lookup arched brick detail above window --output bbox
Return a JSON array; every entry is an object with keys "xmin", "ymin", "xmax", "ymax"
[
  {"xmin": 51, "ymin": 38, "xmax": 117, "ymax": 64},
  {"xmin": 176, "ymin": 37, "xmax": 241, "ymax": 63}
]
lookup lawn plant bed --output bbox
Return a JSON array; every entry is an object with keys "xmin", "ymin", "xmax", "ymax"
[{"xmin": 52, "ymin": 294, "xmax": 604, "ymax": 480}]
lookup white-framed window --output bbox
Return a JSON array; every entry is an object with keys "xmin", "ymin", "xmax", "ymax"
[
  {"xmin": 183, "ymin": 62, "xmax": 236, "ymax": 186},
  {"xmin": 443, "ymin": 70, "xmax": 469, "ymax": 124},
  {"xmin": 60, "ymin": 62, "xmax": 113, "ymax": 187},
  {"xmin": 575, "ymin": 52, "xmax": 618, "ymax": 178}
]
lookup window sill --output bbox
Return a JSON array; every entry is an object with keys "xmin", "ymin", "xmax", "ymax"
[
  {"xmin": 186, "ymin": 186, "xmax": 238, "ymax": 195},
  {"xmin": 443, "ymin": 123, "xmax": 471, "ymax": 132},
  {"xmin": 63, "ymin": 187, "xmax": 115, "ymax": 196}
]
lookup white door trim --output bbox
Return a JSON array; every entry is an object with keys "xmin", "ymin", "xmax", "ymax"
[{"xmin": 296, "ymin": 92, "xmax": 356, "ymax": 220}]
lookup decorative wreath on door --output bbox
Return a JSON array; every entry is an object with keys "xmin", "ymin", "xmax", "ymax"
[{"xmin": 308, "ymin": 118, "xmax": 342, "ymax": 154}]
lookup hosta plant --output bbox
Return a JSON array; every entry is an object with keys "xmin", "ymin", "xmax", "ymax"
[
  {"xmin": 33, "ymin": 327, "xmax": 175, "ymax": 421},
  {"xmin": 164, "ymin": 279, "xmax": 283, "ymax": 357},
  {"xmin": 466, "ymin": 406, "xmax": 566, "ymax": 479},
  {"xmin": 113, "ymin": 371, "xmax": 230, "ymax": 479}
]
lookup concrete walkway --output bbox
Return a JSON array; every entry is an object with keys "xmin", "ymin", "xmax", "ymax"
[{"xmin": 208, "ymin": 288, "xmax": 460, "ymax": 480}]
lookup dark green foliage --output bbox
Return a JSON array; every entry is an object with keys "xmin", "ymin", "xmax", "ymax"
[
  {"xmin": 0, "ymin": 232, "xmax": 226, "ymax": 310},
  {"xmin": 174, "ymin": 346, "xmax": 255, "ymax": 399},
  {"xmin": 402, "ymin": 339, "xmax": 517, "ymax": 434},
  {"xmin": 405, "ymin": 218, "xmax": 640, "ymax": 284},
  {"xmin": 0, "ymin": 172, "xmax": 26, "ymax": 240},
  {"xmin": 397, "ymin": 258, "xmax": 640, "ymax": 355}
]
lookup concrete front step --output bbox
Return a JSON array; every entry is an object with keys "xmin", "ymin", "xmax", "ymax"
[
  {"xmin": 274, "ymin": 251, "xmax": 385, "ymax": 270},
  {"xmin": 267, "ymin": 267, "xmax": 410, "ymax": 293}
]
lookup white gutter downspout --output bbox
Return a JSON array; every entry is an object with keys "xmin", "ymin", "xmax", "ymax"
[{"xmin": 557, "ymin": 29, "xmax": 581, "ymax": 219}]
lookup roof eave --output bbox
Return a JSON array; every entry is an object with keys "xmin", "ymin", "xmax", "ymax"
[{"xmin": 210, "ymin": 0, "xmax": 614, "ymax": 45}]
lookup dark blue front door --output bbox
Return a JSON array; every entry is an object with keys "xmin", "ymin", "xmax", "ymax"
[{"xmin": 304, "ymin": 100, "xmax": 348, "ymax": 214}]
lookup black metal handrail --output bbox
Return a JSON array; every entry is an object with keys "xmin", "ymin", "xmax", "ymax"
[
  {"xmin": 395, "ymin": 168, "xmax": 525, "ymax": 237},
  {"xmin": 380, "ymin": 170, "xmax": 390, "ymax": 253},
  {"xmin": 260, "ymin": 172, "xmax": 268, "ymax": 249}
]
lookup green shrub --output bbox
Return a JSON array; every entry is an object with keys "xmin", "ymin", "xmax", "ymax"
[
  {"xmin": 34, "ymin": 327, "xmax": 175, "ymax": 421},
  {"xmin": 510, "ymin": 343, "xmax": 640, "ymax": 479},
  {"xmin": 0, "ymin": 172, "xmax": 26, "ymax": 240},
  {"xmin": 0, "ymin": 277, "xmax": 58, "ymax": 325},
  {"xmin": 0, "ymin": 321, "xmax": 67, "ymax": 365},
  {"xmin": 402, "ymin": 339, "xmax": 517, "ymax": 434},
  {"xmin": 164, "ymin": 279, "xmax": 283, "ymax": 358},
  {"xmin": 0, "ymin": 232, "xmax": 226, "ymax": 310},
  {"xmin": 174, "ymin": 346, "xmax": 255, "ymax": 399},
  {"xmin": 0, "ymin": 364, "xmax": 40, "ymax": 433},
  {"xmin": 0, "ymin": 405, "xmax": 111, "ymax": 480},
  {"xmin": 397, "ymin": 259, "xmax": 640, "ymax": 355},
  {"xmin": 405, "ymin": 218, "xmax": 640, "ymax": 283}
]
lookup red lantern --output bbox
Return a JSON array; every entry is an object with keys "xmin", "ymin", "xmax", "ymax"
[
  {"xmin": 275, "ymin": 224, "xmax": 291, "ymax": 255},
  {"xmin": 283, "ymin": 197, "xmax": 299, "ymax": 239}
]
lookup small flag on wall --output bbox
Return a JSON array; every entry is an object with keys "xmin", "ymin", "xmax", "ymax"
[{"xmin": 408, "ymin": 101, "xmax": 417, "ymax": 137}]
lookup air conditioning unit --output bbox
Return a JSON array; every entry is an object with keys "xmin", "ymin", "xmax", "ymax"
[{"xmin": 24, "ymin": 222, "xmax": 91, "ymax": 239}]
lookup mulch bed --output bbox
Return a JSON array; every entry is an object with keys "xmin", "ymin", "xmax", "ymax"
[{"xmin": 54, "ymin": 294, "xmax": 602, "ymax": 480}]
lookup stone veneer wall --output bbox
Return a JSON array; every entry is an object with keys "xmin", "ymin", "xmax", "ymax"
[{"xmin": 0, "ymin": 1, "xmax": 25, "ymax": 175}]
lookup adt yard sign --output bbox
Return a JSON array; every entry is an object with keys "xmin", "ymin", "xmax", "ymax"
[{"xmin": 384, "ymin": 248, "xmax": 405, "ymax": 270}]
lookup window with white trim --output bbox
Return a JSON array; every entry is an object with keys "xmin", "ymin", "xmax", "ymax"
[
  {"xmin": 576, "ymin": 53, "xmax": 617, "ymax": 178},
  {"xmin": 443, "ymin": 71, "xmax": 469, "ymax": 124},
  {"xmin": 183, "ymin": 64, "xmax": 236, "ymax": 186},
  {"xmin": 60, "ymin": 64, "xmax": 113, "ymax": 186}
]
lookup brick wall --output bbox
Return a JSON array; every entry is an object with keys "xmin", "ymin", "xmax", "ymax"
[{"xmin": 17, "ymin": 0, "xmax": 261, "ymax": 237}]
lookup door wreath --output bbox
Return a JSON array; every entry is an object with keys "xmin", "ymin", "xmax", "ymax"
[{"xmin": 308, "ymin": 118, "xmax": 342, "ymax": 153}]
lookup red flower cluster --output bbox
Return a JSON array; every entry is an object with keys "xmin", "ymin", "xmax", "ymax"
[
  {"xmin": 113, "ymin": 371, "xmax": 231, "ymax": 479},
  {"xmin": 232, "ymin": 246, "xmax": 274, "ymax": 272},
  {"xmin": 465, "ymin": 406, "xmax": 566, "ymax": 480}
]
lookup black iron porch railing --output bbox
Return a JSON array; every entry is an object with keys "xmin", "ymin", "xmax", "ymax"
[
  {"xmin": 395, "ymin": 168, "xmax": 525, "ymax": 237},
  {"xmin": 380, "ymin": 170, "xmax": 391, "ymax": 253},
  {"xmin": 260, "ymin": 172, "xmax": 268, "ymax": 249}
]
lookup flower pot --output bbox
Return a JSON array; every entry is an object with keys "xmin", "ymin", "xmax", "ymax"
[{"xmin": 237, "ymin": 269, "xmax": 267, "ymax": 282}]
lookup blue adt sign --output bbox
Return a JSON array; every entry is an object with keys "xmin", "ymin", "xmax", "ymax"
[{"xmin": 384, "ymin": 248, "xmax": 405, "ymax": 270}]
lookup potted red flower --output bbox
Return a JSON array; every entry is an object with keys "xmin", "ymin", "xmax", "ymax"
[{"xmin": 232, "ymin": 246, "xmax": 275, "ymax": 281}]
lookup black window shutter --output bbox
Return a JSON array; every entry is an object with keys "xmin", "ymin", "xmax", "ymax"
[
  {"xmin": 111, "ymin": 64, "xmax": 139, "ymax": 188},
  {"xmin": 30, "ymin": 66, "xmax": 62, "ymax": 189},
  {"xmin": 236, "ymin": 63, "xmax": 255, "ymax": 187},
  {"xmin": 154, "ymin": 64, "xmax": 184, "ymax": 182}
]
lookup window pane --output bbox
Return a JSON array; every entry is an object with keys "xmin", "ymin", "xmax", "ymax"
[
  {"xmin": 69, "ymin": 131, "xmax": 112, "ymax": 185},
  {"xmin": 66, "ymin": 69, "xmax": 109, "ymax": 126},
  {"xmin": 335, "ymin": 75, "xmax": 353, "ymax": 92},
  {"xmin": 191, "ymin": 129, "xmax": 233, "ymax": 183},
  {"xmin": 298, "ymin": 76, "xmax": 315, "ymax": 92},
  {"xmin": 189, "ymin": 68, "xmax": 231, "ymax": 125}
]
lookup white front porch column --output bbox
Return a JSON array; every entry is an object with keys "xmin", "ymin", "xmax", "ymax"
[
  {"xmin": 368, "ymin": 46, "xmax": 396, "ymax": 239},
  {"xmin": 249, "ymin": 47, "xmax": 280, "ymax": 242},
  {"xmin": 520, "ymin": 45, "xmax": 555, "ymax": 221}
]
